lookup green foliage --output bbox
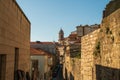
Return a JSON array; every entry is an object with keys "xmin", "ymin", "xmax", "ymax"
[
  {"xmin": 109, "ymin": 31, "xmax": 112, "ymax": 34},
  {"xmin": 105, "ymin": 27, "xmax": 114, "ymax": 43},
  {"xmin": 93, "ymin": 41, "xmax": 100, "ymax": 57},
  {"xmin": 106, "ymin": 27, "xmax": 110, "ymax": 34},
  {"xmin": 111, "ymin": 36, "xmax": 114, "ymax": 42},
  {"xmin": 75, "ymin": 52, "xmax": 81, "ymax": 59}
]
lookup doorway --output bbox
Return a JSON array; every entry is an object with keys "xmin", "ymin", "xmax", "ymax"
[{"xmin": 0, "ymin": 54, "xmax": 6, "ymax": 80}]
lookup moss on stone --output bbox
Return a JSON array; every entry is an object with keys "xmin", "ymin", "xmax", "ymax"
[{"xmin": 93, "ymin": 41, "xmax": 101, "ymax": 57}]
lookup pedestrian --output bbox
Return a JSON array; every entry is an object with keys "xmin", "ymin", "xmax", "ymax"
[{"xmin": 26, "ymin": 72, "xmax": 30, "ymax": 80}]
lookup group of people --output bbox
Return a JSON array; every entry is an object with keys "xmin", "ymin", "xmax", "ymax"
[{"xmin": 14, "ymin": 70, "xmax": 30, "ymax": 80}]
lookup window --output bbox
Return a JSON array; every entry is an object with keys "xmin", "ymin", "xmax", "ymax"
[
  {"xmin": 32, "ymin": 60, "xmax": 38, "ymax": 69},
  {"xmin": 0, "ymin": 54, "xmax": 6, "ymax": 80}
]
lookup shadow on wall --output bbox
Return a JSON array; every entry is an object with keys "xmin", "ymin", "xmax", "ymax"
[
  {"xmin": 65, "ymin": 68, "xmax": 74, "ymax": 80},
  {"xmin": 96, "ymin": 65, "xmax": 120, "ymax": 80},
  {"xmin": 70, "ymin": 72, "xmax": 74, "ymax": 80},
  {"xmin": 65, "ymin": 68, "xmax": 68, "ymax": 80}
]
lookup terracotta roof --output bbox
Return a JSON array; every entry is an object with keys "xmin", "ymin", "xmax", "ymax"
[
  {"xmin": 68, "ymin": 34, "xmax": 77, "ymax": 38},
  {"xmin": 30, "ymin": 42, "xmax": 54, "ymax": 44},
  {"xmin": 30, "ymin": 41, "xmax": 57, "ymax": 55},
  {"xmin": 68, "ymin": 34, "xmax": 77, "ymax": 41},
  {"xmin": 30, "ymin": 47, "xmax": 51, "ymax": 56}
]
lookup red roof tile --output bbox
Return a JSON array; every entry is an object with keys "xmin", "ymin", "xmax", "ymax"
[
  {"xmin": 30, "ymin": 47, "xmax": 51, "ymax": 56},
  {"xmin": 30, "ymin": 42, "xmax": 54, "ymax": 44},
  {"xmin": 68, "ymin": 34, "xmax": 77, "ymax": 38}
]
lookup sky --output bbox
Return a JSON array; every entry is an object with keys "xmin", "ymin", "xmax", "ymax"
[{"xmin": 16, "ymin": 0, "xmax": 110, "ymax": 42}]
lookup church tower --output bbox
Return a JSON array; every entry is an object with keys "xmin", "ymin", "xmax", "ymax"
[{"xmin": 59, "ymin": 28, "xmax": 64, "ymax": 41}]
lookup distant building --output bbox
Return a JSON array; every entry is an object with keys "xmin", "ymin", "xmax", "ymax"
[
  {"xmin": 56, "ymin": 44, "xmax": 65, "ymax": 64},
  {"xmin": 58, "ymin": 28, "xmax": 65, "ymax": 45},
  {"xmin": 103, "ymin": 0, "xmax": 120, "ymax": 18},
  {"xmin": 59, "ymin": 29, "xmax": 64, "ymax": 41},
  {"xmin": 76, "ymin": 24, "xmax": 100, "ymax": 37},
  {"xmin": 58, "ymin": 24, "xmax": 100, "ymax": 80},
  {"xmin": 0, "ymin": 0, "xmax": 31, "ymax": 80},
  {"xmin": 58, "ymin": 24, "xmax": 100, "ymax": 46},
  {"xmin": 30, "ymin": 47, "xmax": 53, "ymax": 80},
  {"xmin": 30, "ymin": 41, "xmax": 58, "ymax": 80},
  {"xmin": 31, "ymin": 41, "xmax": 57, "ymax": 55}
]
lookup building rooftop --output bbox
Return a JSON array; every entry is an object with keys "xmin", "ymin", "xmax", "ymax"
[
  {"xmin": 30, "ymin": 41, "xmax": 57, "ymax": 55},
  {"xmin": 31, "ymin": 41, "xmax": 54, "ymax": 44},
  {"xmin": 30, "ymin": 47, "xmax": 51, "ymax": 56}
]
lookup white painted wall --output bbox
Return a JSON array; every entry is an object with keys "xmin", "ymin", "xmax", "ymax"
[{"xmin": 31, "ymin": 55, "xmax": 48, "ymax": 79}]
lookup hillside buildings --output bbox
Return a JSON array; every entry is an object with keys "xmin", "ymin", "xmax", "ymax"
[
  {"xmin": 81, "ymin": 0, "xmax": 120, "ymax": 79},
  {"xmin": 58, "ymin": 24, "xmax": 99, "ymax": 80},
  {"xmin": 76, "ymin": 24, "xmax": 100, "ymax": 37},
  {"xmin": 0, "ymin": 0, "xmax": 31, "ymax": 80},
  {"xmin": 0, "ymin": 0, "xmax": 119, "ymax": 80},
  {"xmin": 58, "ymin": 0, "xmax": 120, "ymax": 80},
  {"xmin": 58, "ymin": 24, "xmax": 100, "ymax": 57}
]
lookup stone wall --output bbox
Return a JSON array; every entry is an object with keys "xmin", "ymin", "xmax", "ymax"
[
  {"xmin": 70, "ymin": 58, "xmax": 81, "ymax": 80},
  {"xmin": 63, "ymin": 57, "xmax": 81, "ymax": 80},
  {"xmin": 81, "ymin": 1, "xmax": 120, "ymax": 80},
  {"xmin": 63, "ymin": 1, "xmax": 120, "ymax": 80},
  {"xmin": 81, "ymin": 29, "xmax": 100, "ymax": 80},
  {"xmin": 100, "ymin": 8, "xmax": 120, "ymax": 80},
  {"xmin": 63, "ymin": 55, "xmax": 71, "ymax": 80},
  {"xmin": 0, "ymin": 0, "xmax": 30, "ymax": 80}
]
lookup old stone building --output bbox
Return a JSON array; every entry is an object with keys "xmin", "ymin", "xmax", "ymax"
[
  {"xmin": 81, "ymin": 0, "xmax": 120, "ymax": 80},
  {"xmin": 76, "ymin": 24, "xmax": 100, "ymax": 37},
  {"xmin": 62, "ymin": 32, "xmax": 81, "ymax": 80},
  {"xmin": 81, "ymin": 29, "xmax": 100, "ymax": 80},
  {"xmin": 58, "ymin": 28, "xmax": 65, "ymax": 45},
  {"xmin": 58, "ymin": 24, "xmax": 99, "ymax": 80},
  {"xmin": 60, "ymin": 27, "xmax": 99, "ymax": 80},
  {"xmin": 0, "ymin": 0, "xmax": 30, "ymax": 80},
  {"xmin": 59, "ymin": 0, "xmax": 120, "ymax": 80}
]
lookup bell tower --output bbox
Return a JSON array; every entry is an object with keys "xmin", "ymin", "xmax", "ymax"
[{"xmin": 59, "ymin": 28, "xmax": 64, "ymax": 41}]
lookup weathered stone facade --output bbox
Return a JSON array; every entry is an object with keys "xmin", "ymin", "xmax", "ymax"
[
  {"xmin": 70, "ymin": 58, "xmax": 81, "ymax": 80},
  {"xmin": 62, "ymin": 16, "xmax": 99, "ymax": 80},
  {"xmin": 76, "ymin": 24, "xmax": 100, "ymax": 37},
  {"xmin": 62, "ymin": 0, "xmax": 120, "ymax": 80},
  {"xmin": 81, "ymin": 29, "xmax": 100, "ymax": 80},
  {"xmin": 100, "ymin": 4, "xmax": 120, "ymax": 80},
  {"xmin": 0, "ymin": 0, "xmax": 30, "ymax": 80},
  {"xmin": 63, "ymin": 56, "xmax": 81, "ymax": 80},
  {"xmin": 81, "ymin": 0, "xmax": 120, "ymax": 80}
]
